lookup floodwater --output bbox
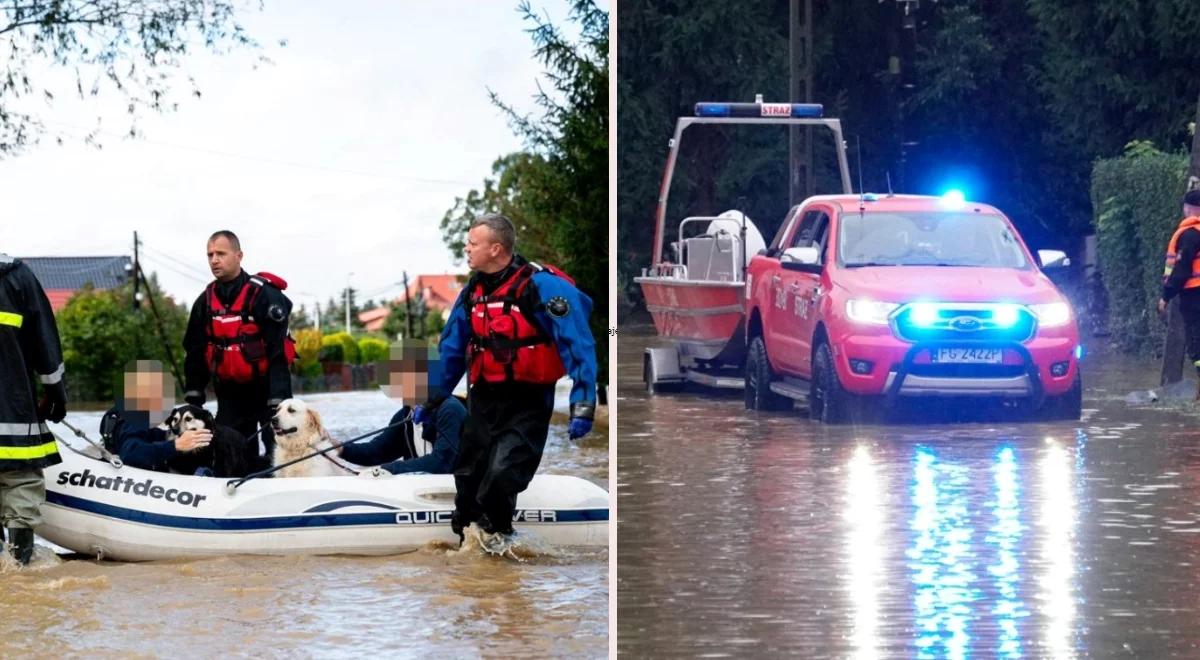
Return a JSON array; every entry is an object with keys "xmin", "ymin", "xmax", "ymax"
[
  {"xmin": 1, "ymin": 390, "xmax": 608, "ymax": 658},
  {"xmin": 618, "ymin": 326, "xmax": 1200, "ymax": 658}
]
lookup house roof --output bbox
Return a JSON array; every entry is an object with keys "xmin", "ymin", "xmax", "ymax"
[
  {"xmin": 22, "ymin": 256, "xmax": 132, "ymax": 291},
  {"xmin": 401, "ymin": 274, "xmax": 465, "ymax": 311}
]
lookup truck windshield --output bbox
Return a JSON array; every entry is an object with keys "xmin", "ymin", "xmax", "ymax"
[{"xmin": 839, "ymin": 212, "xmax": 1029, "ymax": 268}]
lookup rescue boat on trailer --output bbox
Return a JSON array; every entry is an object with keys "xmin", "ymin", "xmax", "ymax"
[
  {"xmin": 37, "ymin": 441, "xmax": 609, "ymax": 561},
  {"xmin": 634, "ymin": 99, "xmax": 854, "ymax": 390}
]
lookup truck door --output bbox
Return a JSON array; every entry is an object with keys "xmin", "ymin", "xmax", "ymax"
[{"xmin": 768, "ymin": 208, "xmax": 827, "ymax": 374}]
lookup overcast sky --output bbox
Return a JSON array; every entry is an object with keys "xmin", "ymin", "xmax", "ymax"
[{"xmin": 0, "ymin": 1, "xmax": 595, "ymax": 314}]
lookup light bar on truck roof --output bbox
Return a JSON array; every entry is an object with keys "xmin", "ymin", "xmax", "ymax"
[{"xmin": 694, "ymin": 102, "xmax": 824, "ymax": 118}]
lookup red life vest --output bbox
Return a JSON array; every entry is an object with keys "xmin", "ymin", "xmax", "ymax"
[
  {"xmin": 467, "ymin": 263, "xmax": 571, "ymax": 385},
  {"xmin": 1164, "ymin": 217, "xmax": 1200, "ymax": 289},
  {"xmin": 204, "ymin": 272, "xmax": 297, "ymax": 384}
]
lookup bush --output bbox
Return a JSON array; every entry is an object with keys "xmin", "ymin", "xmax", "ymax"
[
  {"xmin": 293, "ymin": 328, "xmax": 322, "ymax": 373},
  {"xmin": 57, "ymin": 282, "xmax": 189, "ymax": 402},
  {"xmin": 320, "ymin": 331, "xmax": 360, "ymax": 364},
  {"xmin": 1091, "ymin": 141, "xmax": 1189, "ymax": 353},
  {"xmin": 358, "ymin": 336, "xmax": 389, "ymax": 364}
]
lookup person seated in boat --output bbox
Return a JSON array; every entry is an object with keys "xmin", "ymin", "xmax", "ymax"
[
  {"xmin": 338, "ymin": 340, "xmax": 464, "ymax": 474},
  {"xmin": 100, "ymin": 361, "xmax": 215, "ymax": 473}
]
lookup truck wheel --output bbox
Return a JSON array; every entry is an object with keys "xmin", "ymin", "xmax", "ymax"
[
  {"xmin": 1039, "ymin": 372, "xmax": 1082, "ymax": 421},
  {"xmin": 812, "ymin": 342, "xmax": 854, "ymax": 424},
  {"xmin": 745, "ymin": 337, "xmax": 789, "ymax": 411}
]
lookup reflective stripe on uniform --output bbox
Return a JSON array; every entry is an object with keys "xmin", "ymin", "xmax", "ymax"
[
  {"xmin": 0, "ymin": 440, "xmax": 58, "ymax": 460},
  {"xmin": 0, "ymin": 422, "xmax": 50, "ymax": 436},
  {"xmin": 0, "ymin": 311, "xmax": 23, "ymax": 328},
  {"xmin": 39, "ymin": 362, "xmax": 64, "ymax": 385}
]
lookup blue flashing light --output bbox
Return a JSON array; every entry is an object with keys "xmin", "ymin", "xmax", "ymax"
[
  {"xmin": 940, "ymin": 189, "xmax": 966, "ymax": 209},
  {"xmin": 992, "ymin": 304, "xmax": 1020, "ymax": 328},
  {"xmin": 695, "ymin": 103, "xmax": 731, "ymax": 117},
  {"xmin": 1075, "ymin": 344, "xmax": 1084, "ymax": 360},
  {"xmin": 910, "ymin": 303, "xmax": 939, "ymax": 327},
  {"xmin": 693, "ymin": 102, "xmax": 824, "ymax": 118}
]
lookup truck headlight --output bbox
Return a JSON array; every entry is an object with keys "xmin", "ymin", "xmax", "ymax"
[
  {"xmin": 1029, "ymin": 302, "xmax": 1071, "ymax": 327},
  {"xmin": 846, "ymin": 299, "xmax": 899, "ymax": 325}
]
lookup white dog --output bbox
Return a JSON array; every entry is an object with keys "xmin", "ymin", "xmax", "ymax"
[{"xmin": 270, "ymin": 398, "xmax": 355, "ymax": 478}]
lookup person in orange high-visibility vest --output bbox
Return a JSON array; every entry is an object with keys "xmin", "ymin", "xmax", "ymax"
[{"xmin": 1158, "ymin": 189, "xmax": 1200, "ymax": 397}]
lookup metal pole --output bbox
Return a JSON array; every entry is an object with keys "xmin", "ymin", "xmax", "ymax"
[
  {"xmin": 402, "ymin": 271, "xmax": 414, "ymax": 339},
  {"xmin": 132, "ymin": 231, "xmax": 140, "ymax": 310}
]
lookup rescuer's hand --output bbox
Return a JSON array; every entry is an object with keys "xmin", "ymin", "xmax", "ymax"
[
  {"xmin": 1158, "ymin": 298, "xmax": 1168, "ymax": 316},
  {"xmin": 567, "ymin": 417, "xmax": 593, "ymax": 441},
  {"xmin": 37, "ymin": 382, "xmax": 68, "ymax": 423},
  {"xmin": 175, "ymin": 429, "xmax": 212, "ymax": 453}
]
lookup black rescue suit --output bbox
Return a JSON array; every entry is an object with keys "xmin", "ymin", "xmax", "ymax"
[
  {"xmin": 183, "ymin": 270, "xmax": 294, "ymax": 463},
  {"xmin": 0, "ymin": 255, "xmax": 64, "ymax": 471}
]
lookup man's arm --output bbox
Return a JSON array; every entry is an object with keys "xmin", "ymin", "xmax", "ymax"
[
  {"xmin": 529, "ymin": 273, "xmax": 597, "ymax": 413},
  {"xmin": 255, "ymin": 287, "xmax": 294, "ymax": 404},
  {"xmin": 182, "ymin": 294, "xmax": 210, "ymax": 403},
  {"xmin": 16, "ymin": 265, "xmax": 66, "ymax": 388},
  {"xmin": 431, "ymin": 289, "xmax": 472, "ymax": 404}
]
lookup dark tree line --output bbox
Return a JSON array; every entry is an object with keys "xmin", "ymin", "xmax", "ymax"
[{"xmin": 617, "ymin": 0, "xmax": 1200, "ymax": 311}]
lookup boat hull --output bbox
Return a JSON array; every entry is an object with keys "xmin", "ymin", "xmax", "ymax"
[
  {"xmin": 39, "ymin": 445, "xmax": 609, "ymax": 561},
  {"xmin": 636, "ymin": 276, "xmax": 746, "ymax": 365}
]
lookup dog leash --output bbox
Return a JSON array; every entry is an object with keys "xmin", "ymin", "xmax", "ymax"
[{"xmin": 225, "ymin": 412, "xmax": 413, "ymax": 493}]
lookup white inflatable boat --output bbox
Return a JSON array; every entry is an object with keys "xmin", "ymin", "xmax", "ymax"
[{"xmin": 38, "ymin": 442, "xmax": 609, "ymax": 561}]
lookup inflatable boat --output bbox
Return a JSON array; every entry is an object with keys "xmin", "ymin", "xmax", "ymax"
[{"xmin": 38, "ymin": 441, "xmax": 609, "ymax": 561}]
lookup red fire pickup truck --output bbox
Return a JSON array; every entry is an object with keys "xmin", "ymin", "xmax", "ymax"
[{"xmin": 744, "ymin": 193, "xmax": 1082, "ymax": 422}]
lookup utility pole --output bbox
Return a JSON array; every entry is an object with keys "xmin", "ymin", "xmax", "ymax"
[
  {"xmin": 789, "ymin": 0, "xmax": 814, "ymax": 204},
  {"xmin": 890, "ymin": 0, "xmax": 929, "ymax": 192},
  {"xmin": 402, "ymin": 271, "xmax": 414, "ymax": 339},
  {"xmin": 132, "ymin": 231, "xmax": 141, "ymax": 310},
  {"xmin": 1160, "ymin": 91, "xmax": 1200, "ymax": 386}
]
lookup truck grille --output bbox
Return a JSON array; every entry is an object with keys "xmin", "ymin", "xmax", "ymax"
[{"xmin": 891, "ymin": 303, "xmax": 1036, "ymax": 343}]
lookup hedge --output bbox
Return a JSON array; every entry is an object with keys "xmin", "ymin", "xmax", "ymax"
[{"xmin": 1091, "ymin": 141, "xmax": 1189, "ymax": 354}]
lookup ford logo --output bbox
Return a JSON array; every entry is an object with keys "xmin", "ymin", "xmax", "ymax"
[{"xmin": 950, "ymin": 316, "xmax": 981, "ymax": 331}]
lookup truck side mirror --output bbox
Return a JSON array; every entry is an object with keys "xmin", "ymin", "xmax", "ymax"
[
  {"xmin": 1038, "ymin": 249, "xmax": 1070, "ymax": 269},
  {"xmin": 781, "ymin": 246, "xmax": 821, "ymax": 272}
]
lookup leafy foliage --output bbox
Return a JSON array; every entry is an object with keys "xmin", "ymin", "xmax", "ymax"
[{"xmin": 0, "ymin": 0, "xmax": 265, "ymax": 155}]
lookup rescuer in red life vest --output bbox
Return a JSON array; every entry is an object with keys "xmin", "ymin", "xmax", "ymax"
[
  {"xmin": 182, "ymin": 230, "xmax": 295, "ymax": 467},
  {"xmin": 420, "ymin": 213, "xmax": 598, "ymax": 555}
]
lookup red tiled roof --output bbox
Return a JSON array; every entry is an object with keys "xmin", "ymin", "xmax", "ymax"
[
  {"xmin": 46, "ymin": 290, "xmax": 75, "ymax": 312},
  {"xmin": 401, "ymin": 274, "xmax": 464, "ymax": 311}
]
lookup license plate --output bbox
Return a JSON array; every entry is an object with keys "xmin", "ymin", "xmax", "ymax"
[{"xmin": 933, "ymin": 348, "xmax": 1002, "ymax": 364}]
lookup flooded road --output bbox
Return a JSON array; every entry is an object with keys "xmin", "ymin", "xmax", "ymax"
[
  {"xmin": 618, "ymin": 327, "xmax": 1200, "ymax": 657},
  {"xmin": 2, "ymin": 390, "xmax": 608, "ymax": 658}
]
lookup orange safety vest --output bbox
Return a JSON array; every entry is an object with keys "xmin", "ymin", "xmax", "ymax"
[{"xmin": 1164, "ymin": 217, "xmax": 1200, "ymax": 289}]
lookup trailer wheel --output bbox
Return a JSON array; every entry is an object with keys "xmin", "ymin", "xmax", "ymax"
[{"xmin": 745, "ymin": 337, "xmax": 790, "ymax": 411}]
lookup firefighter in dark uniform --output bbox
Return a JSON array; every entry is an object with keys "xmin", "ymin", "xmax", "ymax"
[
  {"xmin": 418, "ymin": 213, "xmax": 597, "ymax": 554},
  {"xmin": 183, "ymin": 231, "xmax": 295, "ymax": 467},
  {"xmin": 0, "ymin": 254, "xmax": 67, "ymax": 565}
]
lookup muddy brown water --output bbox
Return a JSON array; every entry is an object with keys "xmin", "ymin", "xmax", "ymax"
[
  {"xmin": 0, "ymin": 391, "xmax": 608, "ymax": 658},
  {"xmin": 618, "ymin": 326, "xmax": 1200, "ymax": 657}
]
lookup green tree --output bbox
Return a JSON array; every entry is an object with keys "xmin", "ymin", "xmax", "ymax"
[
  {"xmin": 57, "ymin": 275, "xmax": 189, "ymax": 402},
  {"xmin": 0, "ymin": 0, "xmax": 267, "ymax": 156},
  {"xmin": 442, "ymin": 0, "xmax": 609, "ymax": 378}
]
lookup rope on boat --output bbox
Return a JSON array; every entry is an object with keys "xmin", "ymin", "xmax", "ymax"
[
  {"xmin": 225, "ymin": 412, "xmax": 413, "ymax": 494},
  {"xmin": 55, "ymin": 418, "xmax": 124, "ymax": 469}
]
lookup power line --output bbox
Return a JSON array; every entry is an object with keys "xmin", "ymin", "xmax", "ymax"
[
  {"xmin": 138, "ymin": 253, "xmax": 209, "ymax": 285},
  {"xmin": 140, "ymin": 244, "xmax": 212, "ymax": 280}
]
